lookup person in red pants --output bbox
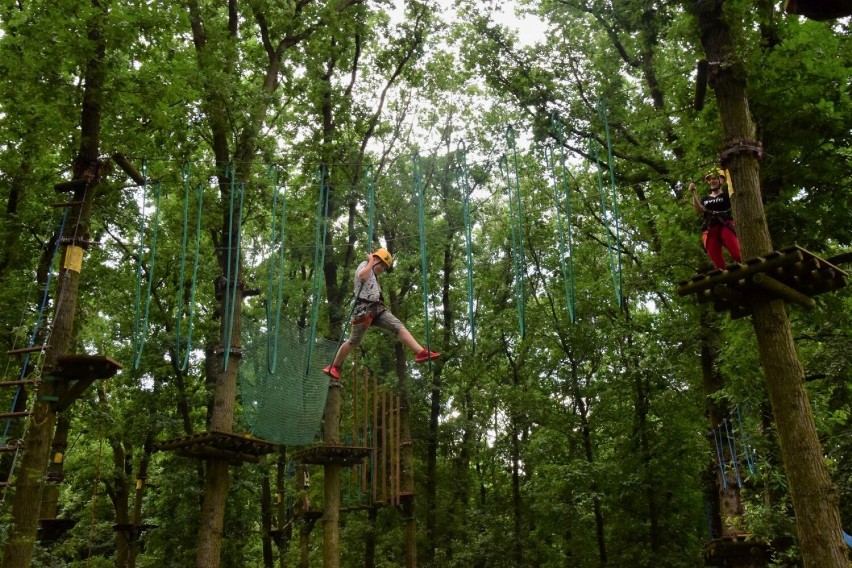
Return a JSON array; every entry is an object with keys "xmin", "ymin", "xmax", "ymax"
[
  {"xmin": 322, "ymin": 248, "xmax": 439, "ymax": 381},
  {"xmin": 689, "ymin": 170, "xmax": 742, "ymax": 270}
]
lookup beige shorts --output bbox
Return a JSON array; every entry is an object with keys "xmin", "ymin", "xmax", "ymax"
[{"xmin": 347, "ymin": 307, "xmax": 405, "ymax": 346}]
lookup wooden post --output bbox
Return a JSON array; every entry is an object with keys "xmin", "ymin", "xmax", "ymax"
[{"xmin": 322, "ymin": 381, "xmax": 343, "ymax": 568}]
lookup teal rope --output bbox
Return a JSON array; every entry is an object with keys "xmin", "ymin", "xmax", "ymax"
[
  {"xmin": 175, "ymin": 163, "xmax": 204, "ymax": 371},
  {"xmin": 549, "ymin": 113, "xmax": 577, "ymax": 323},
  {"xmin": 306, "ymin": 165, "xmax": 330, "ymax": 375},
  {"xmin": 596, "ymin": 100, "xmax": 624, "ymax": 307},
  {"xmin": 456, "ymin": 142, "xmax": 477, "ymax": 354},
  {"xmin": 222, "ymin": 163, "xmax": 245, "ymax": 370},
  {"xmin": 266, "ymin": 166, "xmax": 286, "ymax": 373},
  {"xmin": 501, "ymin": 124, "xmax": 526, "ymax": 338},
  {"xmin": 414, "ymin": 153, "xmax": 433, "ymax": 361},
  {"xmin": 590, "ymin": 136, "xmax": 623, "ymax": 308},
  {"xmin": 132, "ymin": 159, "xmax": 162, "ymax": 370}
]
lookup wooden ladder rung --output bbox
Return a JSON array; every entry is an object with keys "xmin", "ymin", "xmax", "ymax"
[
  {"xmin": 6, "ymin": 345, "xmax": 48, "ymax": 356},
  {"xmin": 0, "ymin": 411, "xmax": 32, "ymax": 419},
  {"xmin": 51, "ymin": 201, "xmax": 85, "ymax": 208},
  {"xmin": 0, "ymin": 380, "xmax": 38, "ymax": 388},
  {"xmin": 0, "ymin": 444, "xmax": 21, "ymax": 453}
]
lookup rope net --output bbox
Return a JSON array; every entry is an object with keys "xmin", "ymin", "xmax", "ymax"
[{"xmin": 239, "ymin": 314, "xmax": 334, "ymax": 446}]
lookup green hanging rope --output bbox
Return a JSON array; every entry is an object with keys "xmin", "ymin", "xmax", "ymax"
[
  {"xmin": 306, "ymin": 164, "xmax": 331, "ymax": 375},
  {"xmin": 222, "ymin": 163, "xmax": 245, "ymax": 370},
  {"xmin": 455, "ymin": 142, "xmax": 477, "ymax": 354},
  {"xmin": 266, "ymin": 165, "xmax": 286, "ymax": 373},
  {"xmin": 132, "ymin": 159, "xmax": 162, "ymax": 370},
  {"xmin": 330, "ymin": 164, "xmax": 376, "ymax": 362},
  {"xmin": 548, "ymin": 113, "xmax": 577, "ymax": 324},
  {"xmin": 175, "ymin": 163, "xmax": 204, "ymax": 371},
  {"xmin": 413, "ymin": 152, "xmax": 433, "ymax": 362},
  {"xmin": 590, "ymin": 104, "xmax": 624, "ymax": 308},
  {"xmin": 501, "ymin": 124, "xmax": 527, "ymax": 339}
]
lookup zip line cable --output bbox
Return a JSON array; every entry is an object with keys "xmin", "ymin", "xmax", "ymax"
[
  {"xmin": 175, "ymin": 162, "xmax": 204, "ymax": 372},
  {"xmin": 132, "ymin": 159, "xmax": 162, "ymax": 370},
  {"xmin": 456, "ymin": 142, "xmax": 477, "ymax": 354},
  {"xmin": 265, "ymin": 165, "xmax": 286, "ymax": 373},
  {"xmin": 222, "ymin": 163, "xmax": 245, "ymax": 371}
]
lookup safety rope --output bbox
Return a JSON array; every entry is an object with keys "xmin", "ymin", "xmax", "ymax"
[
  {"xmin": 500, "ymin": 125, "xmax": 526, "ymax": 338},
  {"xmin": 222, "ymin": 163, "xmax": 245, "ymax": 371},
  {"xmin": 413, "ymin": 153, "xmax": 434, "ymax": 362},
  {"xmin": 132, "ymin": 159, "xmax": 162, "ymax": 370},
  {"xmin": 328, "ymin": 164, "xmax": 376, "ymax": 366},
  {"xmin": 548, "ymin": 112, "xmax": 577, "ymax": 324},
  {"xmin": 306, "ymin": 165, "xmax": 330, "ymax": 375},
  {"xmin": 175, "ymin": 163, "xmax": 204, "ymax": 371},
  {"xmin": 595, "ymin": 101, "xmax": 624, "ymax": 308},
  {"xmin": 2, "ymin": 208, "xmax": 70, "ymax": 445},
  {"xmin": 589, "ymin": 104, "xmax": 623, "ymax": 309},
  {"xmin": 455, "ymin": 142, "xmax": 477, "ymax": 353},
  {"xmin": 265, "ymin": 166, "xmax": 286, "ymax": 373}
]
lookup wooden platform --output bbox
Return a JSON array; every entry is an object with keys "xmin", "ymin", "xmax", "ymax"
[
  {"xmin": 291, "ymin": 444, "xmax": 371, "ymax": 466},
  {"xmin": 48, "ymin": 355, "xmax": 122, "ymax": 412},
  {"xmin": 703, "ymin": 532, "xmax": 770, "ymax": 566},
  {"xmin": 157, "ymin": 431, "xmax": 279, "ymax": 464},
  {"xmin": 677, "ymin": 245, "xmax": 847, "ymax": 319},
  {"xmin": 37, "ymin": 518, "xmax": 76, "ymax": 542}
]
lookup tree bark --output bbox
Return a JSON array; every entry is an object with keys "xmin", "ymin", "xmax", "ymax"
[
  {"xmin": 0, "ymin": 1, "xmax": 107, "ymax": 564},
  {"xmin": 690, "ymin": 2, "xmax": 847, "ymax": 566}
]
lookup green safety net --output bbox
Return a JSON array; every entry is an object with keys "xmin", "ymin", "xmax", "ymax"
[{"xmin": 239, "ymin": 314, "xmax": 335, "ymax": 446}]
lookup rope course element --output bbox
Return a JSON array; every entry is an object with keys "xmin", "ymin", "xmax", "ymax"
[
  {"xmin": 413, "ymin": 153, "xmax": 435, "ymax": 365},
  {"xmin": 175, "ymin": 162, "xmax": 204, "ymax": 372},
  {"xmin": 1, "ymin": 209, "xmax": 70, "ymax": 446},
  {"xmin": 221, "ymin": 163, "xmax": 245, "ymax": 371},
  {"xmin": 265, "ymin": 166, "xmax": 286, "ymax": 373},
  {"xmin": 455, "ymin": 142, "xmax": 477, "ymax": 353},
  {"xmin": 546, "ymin": 112, "xmax": 577, "ymax": 324},
  {"xmin": 330, "ymin": 164, "xmax": 376, "ymax": 361},
  {"xmin": 710, "ymin": 406, "xmax": 757, "ymax": 490},
  {"xmin": 500, "ymin": 125, "xmax": 527, "ymax": 338},
  {"xmin": 591, "ymin": 101, "xmax": 624, "ymax": 309},
  {"xmin": 132, "ymin": 159, "xmax": 162, "ymax": 370},
  {"xmin": 305, "ymin": 165, "xmax": 331, "ymax": 375}
]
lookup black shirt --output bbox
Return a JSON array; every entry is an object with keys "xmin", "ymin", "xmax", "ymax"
[{"xmin": 700, "ymin": 192, "xmax": 733, "ymax": 229}]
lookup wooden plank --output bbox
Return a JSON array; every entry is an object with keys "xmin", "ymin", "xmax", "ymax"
[
  {"xmin": 0, "ymin": 411, "xmax": 31, "ymax": 419},
  {"xmin": 0, "ymin": 380, "xmax": 39, "ymax": 387},
  {"xmin": 6, "ymin": 345, "xmax": 48, "ymax": 356},
  {"xmin": 52, "ymin": 354, "xmax": 122, "ymax": 380},
  {"xmin": 753, "ymin": 273, "xmax": 816, "ymax": 309}
]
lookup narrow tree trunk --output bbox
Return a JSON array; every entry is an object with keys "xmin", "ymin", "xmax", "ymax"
[
  {"xmin": 395, "ymin": 342, "xmax": 417, "ymax": 568},
  {"xmin": 262, "ymin": 473, "xmax": 274, "ymax": 568},
  {"xmin": 690, "ymin": 2, "xmax": 847, "ymax": 566},
  {"xmin": 322, "ymin": 383, "xmax": 343, "ymax": 568}
]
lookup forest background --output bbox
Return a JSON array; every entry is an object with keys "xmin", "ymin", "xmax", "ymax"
[{"xmin": 0, "ymin": 0, "xmax": 850, "ymax": 566}]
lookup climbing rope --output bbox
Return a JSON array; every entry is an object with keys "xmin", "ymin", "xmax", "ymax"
[
  {"xmin": 266, "ymin": 166, "xmax": 286, "ymax": 373},
  {"xmin": 175, "ymin": 162, "xmax": 204, "ymax": 372},
  {"xmin": 455, "ymin": 142, "xmax": 477, "ymax": 353},
  {"xmin": 414, "ymin": 153, "xmax": 434, "ymax": 363},
  {"xmin": 590, "ymin": 102, "xmax": 624, "ymax": 308},
  {"xmin": 222, "ymin": 162, "xmax": 245, "ymax": 371},
  {"xmin": 132, "ymin": 159, "xmax": 162, "ymax": 370},
  {"xmin": 306, "ymin": 165, "xmax": 331, "ymax": 375},
  {"xmin": 547, "ymin": 112, "xmax": 577, "ymax": 324},
  {"xmin": 500, "ymin": 125, "xmax": 527, "ymax": 338}
]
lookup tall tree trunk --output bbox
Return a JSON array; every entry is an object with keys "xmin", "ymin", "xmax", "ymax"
[
  {"xmin": 689, "ymin": 2, "xmax": 847, "ymax": 566},
  {"xmin": 0, "ymin": 1, "xmax": 107, "ymax": 564},
  {"xmin": 395, "ymin": 341, "xmax": 418, "ymax": 568},
  {"xmin": 322, "ymin": 384, "xmax": 343, "ymax": 568}
]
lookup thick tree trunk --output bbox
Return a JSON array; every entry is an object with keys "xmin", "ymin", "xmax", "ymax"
[
  {"xmin": 322, "ymin": 383, "xmax": 343, "ymax": 568},
  {"xmin": 0, "ymin": 1, "xmax": 106, "ymax": 563},
  {"xmin": 690, "ymin": 2, "xmax": 847, "ymax": 566},
  {"xmin": 395, "ymin": 342, "xmax": 418, "ymax": 568}
]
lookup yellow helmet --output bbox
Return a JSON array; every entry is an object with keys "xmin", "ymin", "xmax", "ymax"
[
  {"xmin": 704, "ymin": 168, "xmax": 726, "ymax": 181},
  {"xmin": 373, "ymin": 248, "xmax": 393, "ymax": 269}
]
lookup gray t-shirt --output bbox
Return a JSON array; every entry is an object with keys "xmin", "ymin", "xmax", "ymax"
[{"xmin": 354, "ymin": 260, "xmax": 381, "ymax": 303}]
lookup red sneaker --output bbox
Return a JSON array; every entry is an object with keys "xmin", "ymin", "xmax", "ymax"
[
  {"xmin": 414, "ymin": 349, "xmax": 440, "ymax": 364},
  {"xmin": 322, "ymin": 364, "xmax": 341, "ymax": 380}
]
